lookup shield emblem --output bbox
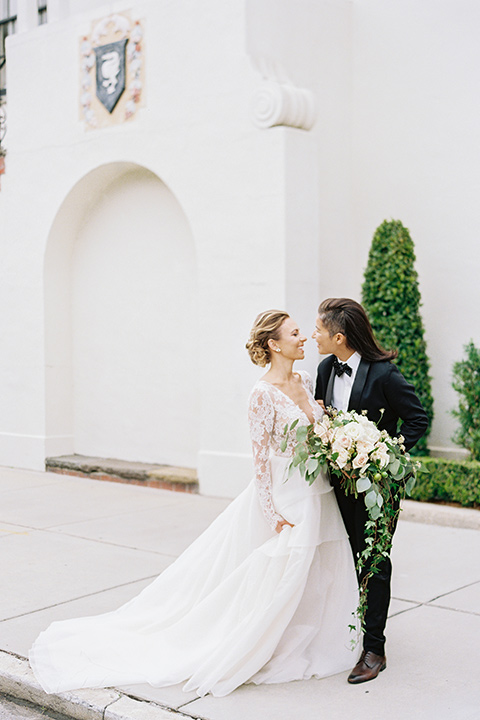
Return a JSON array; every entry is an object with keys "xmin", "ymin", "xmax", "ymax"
[{"xmin": 94, "ymin": 38, "xmax": 128, "ymax": 113}]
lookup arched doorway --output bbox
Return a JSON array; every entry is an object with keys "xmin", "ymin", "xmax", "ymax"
[{"xmin": 44, "ymin": 163, "xmax": 198, "ymax": 467}]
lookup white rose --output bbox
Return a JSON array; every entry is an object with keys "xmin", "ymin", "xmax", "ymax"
[
  {"xmin": 343, "ymin": 422, "xmax": 362, "ymax": 441},
  {"xmin": 356, "ymin": 415, "xmax": 381, "ymax": 438},
  {"xmin": 314, "ymin": 421, "xmax": 330, "ymax": 442},
  {"xmin": 337, "ymin": 434, "xmax": 353, "ymax": 450},
  {"xmin": 379, "ymin": 452, "xmax": 389, "ymax": 468},
  {"xmin": 332, "ymin": 440, "xmax": 348, "ymax": 457},
  {"xmin": 352, "ymin": 453, "xmax": 369, "ymax": 469},
  {"xmin": 364, "ymin": 425, "xmax": 382, "ymax": 443},
  {"xmin": 334, "ymin": 448, "xmax": 350, "ymax": 469},
  {"xmin": 372, "ymin": 443, "xmax": 389, "ymax": 468},
  {"xmin": 356, "ymin": 439, "xmax": 375, "ymax": 456}
]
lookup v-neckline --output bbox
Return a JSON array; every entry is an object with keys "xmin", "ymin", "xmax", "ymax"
[{"xmin": 259, "ymin": 376, "xmax": 316, "ymax": 425}]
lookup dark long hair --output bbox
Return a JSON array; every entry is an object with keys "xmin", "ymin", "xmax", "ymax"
[{"xmin": 318, "ymin": 298, "xmax": 397, "ymax": 362}]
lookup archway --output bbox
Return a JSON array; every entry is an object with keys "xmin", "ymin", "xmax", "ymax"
[{"xmin": 44, "ymin": 162, "xmax": 198, "ymax": 467}]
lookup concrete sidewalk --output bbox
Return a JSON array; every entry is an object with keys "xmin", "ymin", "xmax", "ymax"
[{"xmin": 0, "ymin": 466, "xmax": 479, "ymax": 720}]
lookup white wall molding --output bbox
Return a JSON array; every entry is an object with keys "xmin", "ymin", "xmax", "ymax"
[
  {"xmin": 0, "ymin": 432, "xmax": 47, "ymax": 470},
  {"xmin": 251, "ymin": 80, "xmax": 315, "ymax": 131}
]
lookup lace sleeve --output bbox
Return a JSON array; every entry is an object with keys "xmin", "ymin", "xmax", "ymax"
[
  {"xmin": 299, "ymin": 370, "xmax": 314, "ymax": 396},
  {"xmin": 248, "ymin": 385, "xmax": 283, "ymax": 531}
]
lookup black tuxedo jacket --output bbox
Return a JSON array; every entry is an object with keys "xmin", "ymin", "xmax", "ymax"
[{"xmin": 315, "ymin": 356, "xmax": 428, "ymax": 451}]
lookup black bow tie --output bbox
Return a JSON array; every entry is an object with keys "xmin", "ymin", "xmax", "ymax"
[{"xmin": 333, "ymin": 357, "xmax": 352, "ymax": 377}]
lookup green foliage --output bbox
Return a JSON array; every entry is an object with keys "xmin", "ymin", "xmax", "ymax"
[
  {"xmin": 285, "ymin": 410, "xmax": 421, "ymax": 637},
  {"xmin": 361, "ymin": 219, "xmax": 434, "ymax": 454},
  {"xmin": 410, "ymin": 456, "xmax": 480, "ymax": 507},
  {"xmin": 451, "ymin": 341, "xmax": 480, "ymax": 461}
]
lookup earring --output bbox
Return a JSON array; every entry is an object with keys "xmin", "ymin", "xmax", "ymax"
[{"xmin": 275, "ymin": 348, "xmax": 281, "ymax": 353}]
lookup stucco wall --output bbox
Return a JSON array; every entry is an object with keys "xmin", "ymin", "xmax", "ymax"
[
  {"xmin": 250, "ymin": 0, "xmax": 479, "ymax": 455},
  {"xmin": 0, "ymin": 0, "xmax": 476, "ymax": 497},
  {"xmin": 351, "ymin": 0, "xmax": 480, "ymax": 453},
  {"xmin": 0, "ymin": 0, "xmax": 321, "ymax": 496}
]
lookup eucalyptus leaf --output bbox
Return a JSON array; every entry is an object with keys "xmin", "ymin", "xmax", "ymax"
[
  {"xmin": 417, "ymin": 463, "xmax": 430, "ymax": 474},
  {"xmin": 405, "ymin": 475, "xmax": 416, "ymax": 495},
  {"xmin": 369, "ymin": 505, "xmax": 382, "ymax": 520},
  {"xmin": 389, "ymin": 459, "xmax": 400, "ymax": 475},
  {"xmin": 280, "ymin": 439, "xmax": 287, "ymax": 453},
  {"xmin": 356, "ymin": 476, "xmax": 372, "ymax": 493},
  {"xmin": 306, "ymin": 457, "xmax": 319, "ymax": 474},
  {"xmin": 296, "ymin": 426, "xmax": 308, "ymax": 441},
  {"xmin": 364, "ymin": 491, "xmax": 377, "ymax": 508},
  {"xmin": 288, "ymin": 462, "xmax": 298, "ymax": 478}
]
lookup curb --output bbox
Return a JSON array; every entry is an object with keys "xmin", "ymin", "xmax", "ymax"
[
  {"xmin": 0, "ymin": 650, "xmax": 198, "ymax": 720},
  {"xmin": 45, "ymin": 455, "xmax": 199, "ymax": 494}
]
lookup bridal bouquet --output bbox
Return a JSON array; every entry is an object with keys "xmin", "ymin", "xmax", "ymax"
[{"xmin": 283, "ymin": 408, "xmax": 422, "ymax": 630}]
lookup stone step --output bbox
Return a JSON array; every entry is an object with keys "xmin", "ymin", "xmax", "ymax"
[{"xmin": 45, "ymin": 454, "xmax": 199, "ymax": 494}]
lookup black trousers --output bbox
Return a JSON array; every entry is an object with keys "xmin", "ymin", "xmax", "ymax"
[{"xmin": 333, "ymin": 486, "xmax": 399, "ymax": 656}]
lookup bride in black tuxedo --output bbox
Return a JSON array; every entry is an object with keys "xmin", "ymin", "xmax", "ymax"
[{"xmin": 313, "ymin": 297, "xmax": 428, "ymax": 684}]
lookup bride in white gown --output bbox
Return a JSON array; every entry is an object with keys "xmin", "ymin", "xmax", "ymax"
[{"xmin": 30, "ymin": 310, "xmax": 358, "ymax": 698}]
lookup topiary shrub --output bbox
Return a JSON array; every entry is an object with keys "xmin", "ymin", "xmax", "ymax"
[
  {"xmin": 361, "ymin": 219, "xmax": 433, "ymax": 454},
  {"xmin": 451, "ymin": 340, "xmax": 480, "ymax": 461}
]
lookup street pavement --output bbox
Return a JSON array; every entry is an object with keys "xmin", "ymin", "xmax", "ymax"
[
  {"xmin": 0, "ymin": 466, "xmax": 479, "ymax": 720},
  {"xmin": 0, "ymin": 693, "xmax": 71, "ymax": 720}
]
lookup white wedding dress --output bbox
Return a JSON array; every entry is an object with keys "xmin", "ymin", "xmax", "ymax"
[{"xmin": 30, "ymin": 371, "xmax": 358, "ymax": 697}]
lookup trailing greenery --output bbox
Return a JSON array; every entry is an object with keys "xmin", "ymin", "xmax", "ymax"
[
  {"xmin": 285, "ymin": 410, "xmax": 420, "ymax": 637},
  {"xmin": 361, "ymin": 219, "xmax": 434, "ymax": 454},
  {"xmin": 410, "ymin": 456, "xmax": 480, "ymax": 507},
  {"xmin": 451, "ymin": 340, "xmax": 480, "ymax": 461}
]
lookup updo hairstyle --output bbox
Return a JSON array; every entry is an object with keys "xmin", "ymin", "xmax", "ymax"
[{"xmin": 246, "ymin": 310, "xmax": 290, "ymax": 367}]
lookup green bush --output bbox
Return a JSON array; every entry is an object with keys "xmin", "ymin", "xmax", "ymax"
[
  {"xmin": 361, "ymin": 219, "xmax": 434, "ymax": 454},
  {"xmin": 451, "ymin": 340, "xmax": 480, "ymax": 461},
  {"xmin": 411, "ymin": 457, "xmax": 480, "ymax": 507}
]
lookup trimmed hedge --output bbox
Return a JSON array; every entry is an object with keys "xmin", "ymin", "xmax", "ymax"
[
  {"xmin": 411, "ymin": 457, "xmax": 480, "ymax": 508},
  {"xmin": 362, "ymin": 220, "xmax": 434, "ymax": 454},
  {"xmin": 451, "ymin": 340, "xmax": 480, "ymax": 461}
]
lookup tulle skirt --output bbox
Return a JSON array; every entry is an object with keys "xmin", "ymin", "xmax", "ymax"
[{"xmin": 29, "ymin": 457, "xmax": 358, "ymax": 697}]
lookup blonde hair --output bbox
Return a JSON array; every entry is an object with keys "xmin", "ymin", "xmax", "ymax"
[{"xmin": 246, "ymin": 310, "xmax": 290, "ymax": 367}]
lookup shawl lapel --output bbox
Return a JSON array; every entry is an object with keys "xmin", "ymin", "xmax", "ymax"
[
  {"xmin": 325, "ymin": 365, "xmax": 335, "ymax": 408},
  {"xmin": 348, "ymin": 358, "xmax": 370, "ymax": 411}
]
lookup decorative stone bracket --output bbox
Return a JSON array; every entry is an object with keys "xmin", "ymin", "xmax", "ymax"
[{"xmin": 249, "ymin": 54, "xmax": 316, "ymax": 132}]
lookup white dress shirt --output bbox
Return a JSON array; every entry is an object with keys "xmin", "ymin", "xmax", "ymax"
[{"xmin": 332, "ymin": 351, "xmax": 362, "ymax": 412}]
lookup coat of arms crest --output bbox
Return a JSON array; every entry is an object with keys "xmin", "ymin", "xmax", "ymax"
[
  {"xmin": 94, "ymin": 39, "xmax": 128, "ymax": 113},
  {"xmin": 80, "ymin": 13, "xmax": 145, "ymax": 129}
]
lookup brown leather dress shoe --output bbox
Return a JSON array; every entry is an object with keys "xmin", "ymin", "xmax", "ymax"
[{"xmin": 347, "ymin": 650, "xmax": 387, "ymax": 684}]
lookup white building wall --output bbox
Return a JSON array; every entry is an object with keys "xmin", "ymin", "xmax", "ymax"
[
  {"xmin": 0, "ymin": 0, "xmax": 476, "ymax": 495},
  {"xmin": 351, "ymin": 0, "xmax": 480, "ymax": 454},
  {"xmin": 0, "ymin": 0, "xmax": 321, "ymax": 496}
]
